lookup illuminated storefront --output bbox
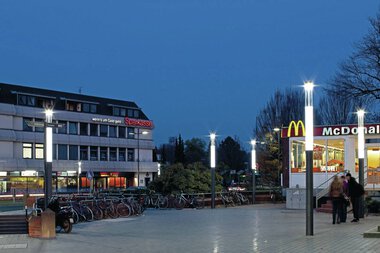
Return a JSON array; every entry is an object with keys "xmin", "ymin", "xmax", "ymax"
[{"xmin": 282, "ymin": 120, "xmax": 380, "ymax": 189}]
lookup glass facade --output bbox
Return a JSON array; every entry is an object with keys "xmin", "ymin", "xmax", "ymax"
[
  {"xmin": 100, "ymin": 125, "xmax": 108, "ymax": 137},
  {"xmin": 69, "ymin": 122, "xmax": 78, "ymax": 135}
]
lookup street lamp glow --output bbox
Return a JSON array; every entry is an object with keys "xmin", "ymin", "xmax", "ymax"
[
  {"xmin": 357, "ymin": 109, "xmax": 365, "ymax": 159},
  {"xmin": 250, "ymin": 139, "xmax": 256, "ymax": 171},
  {"xmin": 45, "ymin": 127, "xmax": 53, "ymax": 162},
  {"xmin": 44, "ymin": 109, "xmax": 53, "ymax": 123},
  {"xmin": 78, "ymin": 161, "xmax": 82, "ymax": 174},
  {"xmin": 210, "ymin": 132, "xmax": 216, "ymax": 168},
  {"xmin": 142, "ymin": 130, "xmax": 149, "ymax": 135},
  {"xmin": 273, "ymin": 127, "xmax": 280, "ymax": 132},
  {"xmin": 304, "ymin": 81, "xmax": 314, "ymax": 151}
]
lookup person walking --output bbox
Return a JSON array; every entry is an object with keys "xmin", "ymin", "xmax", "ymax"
[
  {"xmin": 329, "ymin": 175, "xmax": 343, "ymax": 224},
  {"xmin": 341, "ymin": 175, "xmax": 349, "ymax": 222},
  {"xmin": 346, "ymin": 173, "xmax": 365, "ymax": 222}
]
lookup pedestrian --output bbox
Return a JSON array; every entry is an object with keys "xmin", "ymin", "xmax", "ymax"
[
  {"xmin": 340, "ymin": 175, "xmax": 349, "ymax": 222},
  {"xmin": 346, "ymin": 173, "xmax": 365, "ymax": 222},
  {"xmin": 329, "ymin": 175, "xmax": 343, "ymax": 224}
]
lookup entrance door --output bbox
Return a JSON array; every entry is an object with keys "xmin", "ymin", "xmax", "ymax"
[{"xmin": 366, "ymin": 147, "xmax": 380, "ymax": 184}]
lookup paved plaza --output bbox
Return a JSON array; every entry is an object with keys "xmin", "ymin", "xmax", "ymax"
[{"xmin": 1, "ymin": 204, "xmax": 380, "ymax": 253}]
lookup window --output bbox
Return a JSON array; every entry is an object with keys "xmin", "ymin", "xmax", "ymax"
[
  {"xmin": 58, "ymin": 144, "xmax": 67, "ymax": 160},
  {"xmin": 113, "ymin": 107, "xmax": 120, "ymax": 117},
  {"xmin": 66, "ymin": 101, "xmax": 81, "ymax": 112},
  {"xmin": 112, "ymin": 107, "xmax": 127, "ymax": 117},
  {"xmin": 127, "ymin": 127, "xmax": 135, "ymax": 139},
  {"xmin": 80, "ymin": 123, "xmax": 88, "ymax": 135},
  {"xmin": 134, "ymin": 110, "xmax": 139, "ymax": 118},
  {"xmin": 35, "ymin": 119, "xmax": 44, "ymax": 132},
  {"xmin": 90, "ymin": 146, "xmax": 98, "ymax": 161},
  {"xmin": 127, "ymin": 149, "xmax": 134, "ymax": 162},
  {"xmin": 119, "ymin": 148, "xmax": 126, "ymax": 161},
  {"xmin": 100, "ymin": 147, "xmax": 108, "ymax": 161},
  {"xmin": 23, "ymin": 118, "xmax": 33, "ymax": 131},
  {"xmin": 90, "ymin": 124, "xmax": 98, "ymax": 136},
  {"xmin": 82, "ymin": 103, "xmax": 90, "ymax": 113},
  {"xmin": 18, "ymin": 95, "xmax": 36, "ymax": 106},
  {"xmin": 118, "ymin": 126, "xmax": 126, "ymax": 138},
  {"xmin": 80, "ymin": 146, "xmax": 88, "ymax": 160},
  {"xmin": 35, "ymin": 143, "xmax": 44, "ymax": 159},
  {"xmin": 69, "ymin": 122, "xmax": 78, "ymax": 135},
  {"xmin": 100, "ymin": 125, "xmax": 108, "ymax": 137},
  {"xmin": 127, "ymin": 109, "xmax": 133, "ymax": 117},
  {"xmin": 23, "ymin": 143, "xmax": 33, "ymax": 159},
  {"xmin": 90, "ymin": 104, "xmax": 97, "ymax": 113},
  {"xmin": 58, "ymin": 121, "xmax": 67, "ymax": 134},
  {"xmin": 69, "ymin": 145, "xmax": 78, "ymax": 160},
  {"xmin": 109, "ymin": 126, "xmax": 117, "ymax": 138},
  {"xmin": 53, "ymin": 144, "xmax": 57, "ymax": 160},
  {"xmin": 110, "ymin": 147, "xmax": 117, "ymax": 161},
  {"xmin": 36, "ymin": 98, "xmax": 54, "ymax": 109}
]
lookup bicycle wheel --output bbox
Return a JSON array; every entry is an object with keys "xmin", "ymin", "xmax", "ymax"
[
  {"xmin": 72, "ymin": 209, "xmax": 80, "ymax": 224},
  {"xmin": 91, "ymin": 206, "xmax": 103, "ymax": 220},
  {"xmin": 195, "ymin": 196, "xmax": 205, "ymax": 209},
  {"xmin": 82, "ymin": 206, "xmax": 94, "ymax": 222},
  {"xmin": 117, "ymin": 203, "xmax": 131, "ymax": 218},
  {"xmin": 158, "ymin": 196, "xmax": 169, "ymax": 209},
  {"xmin": 174, "ymin": 197, "xmax": 185, "ymax": 210}
]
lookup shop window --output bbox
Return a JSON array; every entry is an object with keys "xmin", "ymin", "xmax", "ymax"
[
  {"xmin": 69, "ymin": 122, "xmax": 78, "ymax": 135},
  {"xmin": 90, "ymin": 146, "xmax": 98, "ymax": 161},
  {"xmin": 23, "ymin": 117, "xmax": 33, "ymax": 131},
  {"xmin": 127, "ymin": 148, "xmax": 134, "ymax": 162},
  {"xmin": 35, "ymin": 143, "xmax": 44, "ymax": 159},
  {"xmin": 80, "ymin": 146, "xmax": 88, "ymax": 160},
  {"xmin": 119, "ymin": 126, "xmax": 126, "ymax": 138},
  {"xmin": 80, "ymin": 123, "xmax": 88, "ymax": 135},
  {"xmin": 58, "ymin": 121, "xmax": 67, "ymax": 134},
  {"xmin": 69, "ymin": 145, "xmax": 78, "ymax": 160},
  {"xmin": 100, "ymin": 125, "xmax": 108, "ymax": 137},
  {"xmin": 58, "ymin": 144, "xmax": 68, "ymax": 160},
  {"xmin": 109, "ymin": 126, "xmax": 117, "ymax": 138},
  {"xmin": 100, "ymin": 147, "xmax": 108, "ymax": 161},
  {"xmin": 110, "ymin": 147, "xmax": 117, "ymax": 161},
  {"xmin": 90, "ymin": 124, "xmax": 98, "ymax": 136},
  {"xmin": 119, "ymin": 148, "xmax": 126, "ymax": 161},
  {"xmin": 35, "ymin": 118, "xmax": 44, "ymax": 132},
  {"xmin": 23, "ymin": 143, "xmax": 33, "ymax": 159},
  {"xmin": 127, "ymin": 127, "xmax": 135, "ymax": 139}
]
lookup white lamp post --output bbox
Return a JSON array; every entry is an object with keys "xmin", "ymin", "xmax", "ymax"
[
  {"xmin": 250, "ymin": 139, "xmax": 256, "ymax": 204},
  {"xmin": 130, "ymin": 129, "xmax": 149, "ymax": 187},
  {"xmin": 210, "ymin": 132, "xmax": 216, "ymax": 209},
  {"xmin": 357, "ymin": 109, "xmax": 365, "ymax": 187},
  {"xmin": 304, "ymin": 81, "xmax": 314, "ymax": 236},
  {"xmin": 44, "ymin": 108, "xmax": 53, "ymax": 209},
  {"xmin": 78, "ymin": 161, "xmax": 82, "ymax": 194}
]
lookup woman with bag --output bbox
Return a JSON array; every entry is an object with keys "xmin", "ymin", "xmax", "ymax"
[{"xmin": 329, "ymin": 176, "xmax": 343, "ymax": 224}]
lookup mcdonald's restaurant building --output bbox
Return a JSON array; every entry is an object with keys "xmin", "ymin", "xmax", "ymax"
[{"xmin": 281, "ymin": 120, "xmax": 380, "ymax": 190}]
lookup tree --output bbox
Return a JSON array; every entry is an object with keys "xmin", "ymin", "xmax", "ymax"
[
  {"xmin": 174, "ymin": 134, "xmax": 185, "ymax": 163},
  {"xmin": 184, "ymin": 138, "xmax": 207, "ymax": 165},
  {"xmin": 328, "ymin": 12, "xmax": 380, "ymax": 102}
]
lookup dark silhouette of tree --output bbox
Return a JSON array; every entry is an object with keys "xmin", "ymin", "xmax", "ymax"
[
  {"xmin": 184, "ymin": 138, "xmax": 207, "ymax": 165},
  {"xmin": 174, "ymin": 134, "xmax": 185, "ymax": 164}
]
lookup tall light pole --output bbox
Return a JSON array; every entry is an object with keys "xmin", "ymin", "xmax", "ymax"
[
  {"xmin": 210, "ymin": 132, "xmax": 216, "ymax": 209},
  {"xmin": 250, "ymin": 139, "xmax": 256, "ymax": 204},
  {"xmin": 273, "ymin": 127, "xmax": 281, "ymax": 186},
  {"xmin": 131, "ymin": 129, "xmax": 149, "ymax": 187},
  {"xmin": 304, "ymin": 81, "xmax": 314, "ymax": 236},
  {"xmin": 357, "ymin": 109, "xmax": 365, "ymax": 218},
  {"xmin": 44, "ymin": 108, "xmax": 53, "ymax": 209},
  {"xmin": 77, "ymin": 161, "xmax": 82, "ymax": 194}
]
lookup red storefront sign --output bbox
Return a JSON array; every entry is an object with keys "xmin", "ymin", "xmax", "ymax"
[{"xmin": 124, "ymin": 117, "xmax": 154, "ymax": 129}]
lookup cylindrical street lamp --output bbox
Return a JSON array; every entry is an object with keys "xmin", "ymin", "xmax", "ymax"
[
  {"xmin": 210, "ymin": 133, "xmax": 216, "ymax": 209},
  {"xmin": 44, "ymin": 108, "xmax": 53, "ymax": 209},
  {"xmin": 78, "ymin": 161, "xmax": 82, "ymax": 194},
  {"xmin": 357, "ymin": 110, "xmax": 365, "ymax": 186},
  {"xmin": 133, "ymin": 129, "xmax": 149, "ymax": 187},
  {"xmin": 304, "ymin": 81, "xmax": 314, "ymax": 236},
  {"xmin": 250, "ymin": 139, "xmax": 256, "ymax": 204},
  {"xmin": 273, "ymin": 127, "xmax": 281, "ymax": 186}
]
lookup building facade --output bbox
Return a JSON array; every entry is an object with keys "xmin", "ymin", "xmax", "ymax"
[
  {"xmin": 0, "ymin": 83, "xmax": 157, "ymax": 195},
  {"xmin": 282, "ymin": 120, "xmax": 380, "ymax": 190}
]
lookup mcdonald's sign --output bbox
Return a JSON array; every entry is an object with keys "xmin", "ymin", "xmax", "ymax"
[{"xmin": 287, "ymin": 120, "xmax": 305, "ymax": 137}]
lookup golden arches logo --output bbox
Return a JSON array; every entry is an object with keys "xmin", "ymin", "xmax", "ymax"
[{"xmin": 287, "ymin": 120, "xmax": 305, "ymax": 137}]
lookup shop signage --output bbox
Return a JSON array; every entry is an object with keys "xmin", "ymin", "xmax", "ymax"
[
  {"xmin": 21, "ymin": 171, "xmax": 37, "ymax": 176},
  {"xmin": 0, "ymin": 172, "xmax": 7, "ymax": 176},
  {"xmin": 125, "ymin": 117, "xmax": 154, "ymax": 129},
  {"xmin": 283, "ymin": 120, "xmax": 380, "ymax": 138},
  {"xmin": 92, "ymin": 118, "xmax": 122, "ymax": 124}
]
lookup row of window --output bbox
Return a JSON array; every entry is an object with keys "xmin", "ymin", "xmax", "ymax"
[
  {"xmin": 17, "ymin": 94, "xmax": 141, "ymax": 118},
  {"xmin": 22, "ymin": 143, "xmax": 135, "ymax": 162},
  {"xmin": 22, "ymin": 118, "xmax": 142, "ymax": 138}
]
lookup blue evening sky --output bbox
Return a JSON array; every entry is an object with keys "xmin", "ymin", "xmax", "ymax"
[{"xmin": 0, "ymin": 1, "xmax": 379, "ymax": 145}]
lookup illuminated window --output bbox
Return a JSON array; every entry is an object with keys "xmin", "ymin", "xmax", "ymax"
[
  {"xmin": 23, "ymin": 143, "xmax": 33, "ymax": 159},
  {"xmin": 35, "ymin": 143, "xmax": 44, "ymax": 159}
]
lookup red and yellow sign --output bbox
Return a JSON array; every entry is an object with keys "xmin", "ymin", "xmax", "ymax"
[{"xmin": 286, "ymin": 120, "xmax": 305, "ymax": 137}]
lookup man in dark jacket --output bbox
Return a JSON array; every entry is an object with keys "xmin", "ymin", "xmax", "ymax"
[{"xmin": 346, "ymin": 173, "xmax": 364, "ymax": 222}]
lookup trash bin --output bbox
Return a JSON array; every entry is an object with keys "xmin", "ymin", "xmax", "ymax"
[{"xmin": 40, "ymin": 209, "xmax": 56, "ymax": 239}]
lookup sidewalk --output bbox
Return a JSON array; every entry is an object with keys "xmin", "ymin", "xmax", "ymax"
[{"xmin": 0, "ymin": 204, "xmax": 379, "ymax": 253}]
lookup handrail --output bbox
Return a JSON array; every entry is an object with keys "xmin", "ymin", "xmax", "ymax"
[{"xmin": 315, "ymin": 170, "xmax": 348, "ymax": 189}]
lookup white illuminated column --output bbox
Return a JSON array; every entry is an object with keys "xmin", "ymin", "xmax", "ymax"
[
  {"xmin": 44, "ymin": 108, "xmax": 54, "ymax": 208},
  {"xmin": 78, "ymin": 161, "xmax": 82, "ymax": 194},
  {"xmin": 250, "ymin": 139, "xmax": 256, "ymax": 204},
  {"xmin": 304, "ymin": 81, "xmax": 314, "ymax": 236},
  {"xmin": 357, "ymin": 110, "xmax": 365, "ymax": 186},
  {"xmin": 210, "ymin": 132, "xmax": 216, "ymax": 209}
]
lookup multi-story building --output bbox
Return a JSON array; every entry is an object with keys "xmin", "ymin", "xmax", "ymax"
[{"xmin": 0, "ymin": 83, "xmax": 157, "ymax": 194}]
